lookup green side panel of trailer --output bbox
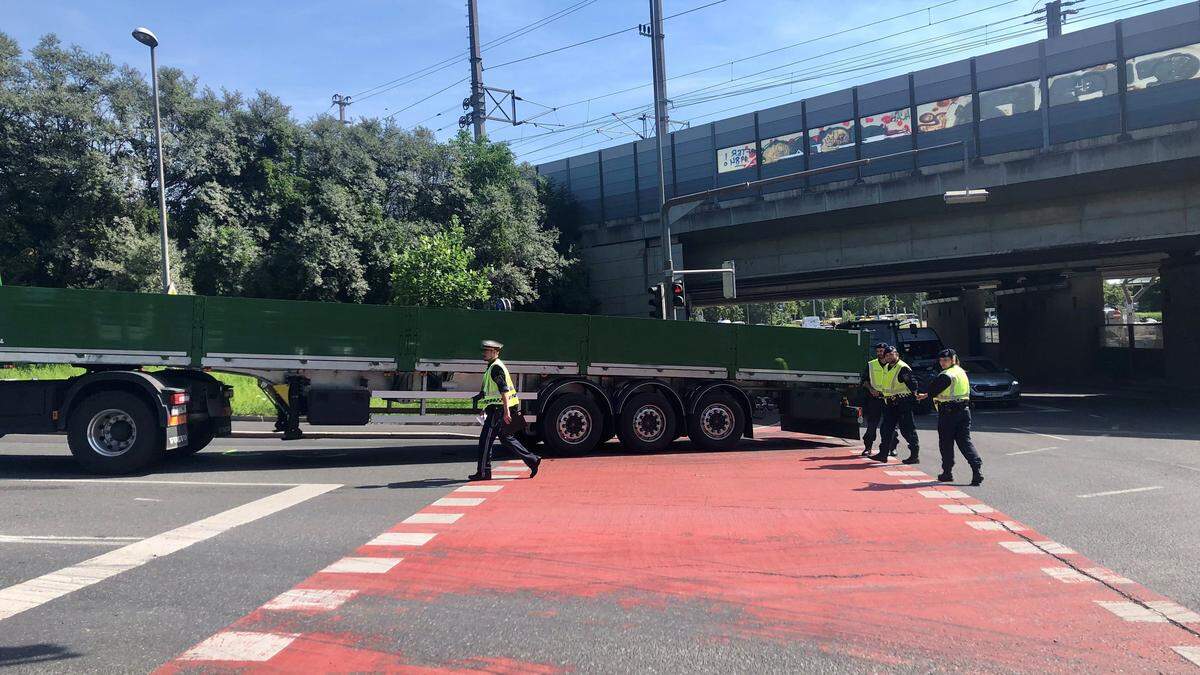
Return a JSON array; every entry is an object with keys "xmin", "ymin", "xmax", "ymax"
[
  {"xmin": 416, "ymin": 308, "xmax": 587, "ymax": 369},
  {"xmin": 201, "ymin": 296, "xmax": 405, "ymax": 360},
  {"xmin": 734, "ymin": 323, "xmax": 868, "ymax": 374},
  {"xmin": 586, "ymin": 315, "xmax": 736, "ymax": 371},
  {"xmin": 0, "ymin": 285, "xmax": 193, "ymax": 354}
]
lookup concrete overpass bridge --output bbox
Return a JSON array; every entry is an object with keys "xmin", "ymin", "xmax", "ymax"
[{"xmin": 537, "ymin": 4, "xmax": 1200, "ymax": 389}]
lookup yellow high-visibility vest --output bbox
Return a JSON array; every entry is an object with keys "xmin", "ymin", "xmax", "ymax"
[
  {"xmin": 877, "ymin": 359, "xmax": 912, "ymax": 397},
  {"xmin": 481, "ymin": 358, "xmax": 519, "ymax": 409},
  {"xmin": 867, "ymin": 359, "xmax": 887, "ymax": 390},
  {"xmin": 934, "ymin": 364, "xmax": 971, "ymax": 403}
]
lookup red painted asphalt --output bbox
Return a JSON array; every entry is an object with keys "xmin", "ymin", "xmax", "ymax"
[{"xmin": 159, "ymin": 432, "xmax": 1200, "ymax": 673}]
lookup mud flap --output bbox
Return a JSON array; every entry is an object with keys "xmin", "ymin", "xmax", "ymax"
[{"xmin": 780, "ymin": 388, "xmax": 861, "ymax": 441}]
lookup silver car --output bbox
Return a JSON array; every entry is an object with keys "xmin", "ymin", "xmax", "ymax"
[{"xmin": 961, "ymin": 357, "xmax": 1021, "ymax": 406}]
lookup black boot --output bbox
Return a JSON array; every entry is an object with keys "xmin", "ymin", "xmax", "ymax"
[
  {"xmin": 468, "ymin": 471, "xmax": 491, "ymax": 481},
  {"xmin": 527, "ymin": 456, "xmax": 541, "ymax": 478},
  {"xmin": 937, "ymin": 472, "xmax": 953, "ymax": 482},
  {"xmin": 970, "ymin": 468, "xmax": 984, "ymax": 486},
  {"xmin": 869, "ymin": 451, "xmax": 890, "ymax": 462},
  {"xmin": 861, "ymin": 445, "xmax": 872, "ymax": 457},
  {"xmin": 901, "ymin": 453, "xmax": 920, "ymax": 465}
]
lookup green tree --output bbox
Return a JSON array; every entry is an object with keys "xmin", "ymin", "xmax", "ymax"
[{"xmin": 391, "ymin": 225, "xmax": 491, "ymax": 308}]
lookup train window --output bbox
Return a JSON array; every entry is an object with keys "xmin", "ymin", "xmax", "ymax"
[
  {"xmin": 1049, "ymin": 64, "xmax": 1118, "ymax": 106},
  {"xmin": 859, "ymin": 108, "xmax": 912, "ymax": 143},
  {"xmin": 1126, "ymin": 43, "xmax": 1200, "ymax": 91},
  {"xmin": 979, "ymin": 80, "xmax": 1042, "ymax": 120},
  {"xmin": 916, "ymin": 95, "xmax": 973, "ymax": 132}
]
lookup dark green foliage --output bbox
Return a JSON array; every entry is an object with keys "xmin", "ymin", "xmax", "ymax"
[{"xmin": 0, "ymin": 32, "xmax": 593, "ymax": 311}]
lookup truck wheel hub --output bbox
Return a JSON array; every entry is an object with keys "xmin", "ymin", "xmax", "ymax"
[
  {"xmin": 632, "ymin": 406, "xmax": 665, "ymax": 443},
  {"xmin": 87, "ymin": 409, "xmax": 137, "ymax": 457},
  {"xmin": 557, "ymin": 406, "xmax": 591, "ymax": 444},
  {"xmin": 700, "ymin": 404, "xmax": 734, "ymax": 440}
]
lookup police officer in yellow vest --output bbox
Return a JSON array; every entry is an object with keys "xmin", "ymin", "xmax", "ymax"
[
  {"xmin": 916, "ymin": 348, "xmax": 983, "ymax": 486},
  {"xmin": 469, "ymin": 340, "xmax": 541, "ymax": 481},
  {"xmin": 869, "ymin": 345, "xmax": 920, "ymax": 464},
  {"xmin": 860, "ymin": 342, "xmax": 899, "ymax": 457}
]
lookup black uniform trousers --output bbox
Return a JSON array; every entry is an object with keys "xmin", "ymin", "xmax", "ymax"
[
  {"xmin": 476, "ymin": 405, "xmax": 539, "ymax": 476},
  {"xmin": 861, "ymin": 396, "xmax": 897, "ymax": 451},
  {"xmin": 936, "ymin": 403, "xmax": 982, "ymax": 474},
  {"xmin": 879, "ymin": 396, "xmax": 919, "ymax": 456}
]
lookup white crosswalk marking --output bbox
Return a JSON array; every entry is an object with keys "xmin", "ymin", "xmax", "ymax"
[
  {"xmin": 967, "ymin": 520, "xmax": 1026, "ymax": 532},
  {"xmin": 402, "ymin": 513, "xmax": 463, "ymax": 524},
  {"xmin": 940, "ymin": 504, "xmax": 996, "ymax": 514},
  {"xmin": 1042, "ymin": 567, "xmax": 1092, "ymax": 583},
  {"xmin": 1000, "ymin": 540, "xmax": 1076, "ymax": 555},
  {"xmin": 1084, "ymin": 567, "xmax": 1135, "ymax": 585},
  {"xmin": 263, "ymin": 589, "xmax": 357, "ymax": 611},
  {"xmin": 455, "ymin": 485, "xmax": 503, "ymax": 493},
  {"xmin": 1174, "ymin": 646, "xmax": 1200, "ymax": 667},
  {"xmin": 432, "ymin": 497, "xmax": 485, "ymax": 507},
  {"xmin": 919, "ymin": 490, "xmax": 969, "ymax": 499},
  {"xmin": 366, "ymin": 532, "xmax": 436, "ymax": 547},
  {"xmin": 179, "ymin": 631, "xmax": 299, "ymax": 661},
  {"xmin": 320, "ymin": 557, "xmax": 402, "ymax": 574}
]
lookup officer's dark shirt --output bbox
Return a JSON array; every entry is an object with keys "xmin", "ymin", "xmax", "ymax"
[{"xmin": 923, "ymin": 373, "xmax": 953, "ymax": 398}]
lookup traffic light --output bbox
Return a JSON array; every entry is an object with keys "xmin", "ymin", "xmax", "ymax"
[
  {"xmin": 647, "ymin": 283, "xmax": 666, "ymax": 318},
  {"xmin": 671, "ymin": 280, "xmax": 686, "ymax": 308}
]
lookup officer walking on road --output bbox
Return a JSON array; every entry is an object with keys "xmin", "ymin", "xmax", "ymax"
[
  {"xmin": 469, "ymin": 340, "xmax": 541, "ymax": 481},
  {"xmin": 860, "ymin": 342, "xmax": 899, "ymax": 457},
  {"xmin": 870, "ymin": 346, "xmax": 920, "ymax": 465},
  {"xmin": 917, "ymin": 348, "xmax": 983, "ymax": 486}
]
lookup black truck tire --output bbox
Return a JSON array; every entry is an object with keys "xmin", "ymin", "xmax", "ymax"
[
  {"xmin": 67, "ymin": 391, "xmax": 164, "ymax": 474},
  {"xmin": 617, "ymin": 392, "xmax": 677, "ymax": 453},
  {"xmin": 687, "ymin": 391, "xmax": 746, "ymax": 451},
  {"xmin": 541, "ymin": 393, "xmax": 604, "ymax": 455},
  {"xmin": 174, "ymin": 420, "xmax": 216, "ymax": 457}
]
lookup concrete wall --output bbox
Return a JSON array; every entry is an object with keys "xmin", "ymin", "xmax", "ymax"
[
  {"xmin": 996, "ymin": 273, "xmax": 1104, "ymax": 384},
  {"xmin": 926, "ymin": 290, "xmax": 987, "ymax": 356},
  {"xmin": 580, "ymin": 239, "xmax": 683, "ymax": 317},
  {"xmin": 1161, "ymin": 253, "xmax": 1200, "ymax": 392}
]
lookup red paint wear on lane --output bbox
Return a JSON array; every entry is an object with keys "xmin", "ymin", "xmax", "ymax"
[{"xmin": 159, "ymin": 432, "xmax": 1199, "ymax": 672}]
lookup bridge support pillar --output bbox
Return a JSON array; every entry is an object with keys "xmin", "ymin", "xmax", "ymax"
[
  {"xmin": 925, "ymin": 289, "xmax": 987, "ymax": 357},
  {"xmin": 996, "ymin": 273, "xmax": 1103, "ymax": 385},
  {"xmin": 1161, "ymin": 252, "xmax": 1200, "ymax": 393}
]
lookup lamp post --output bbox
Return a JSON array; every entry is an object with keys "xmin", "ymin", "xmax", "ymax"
[{"xmin": 132, "ymin": 26, "xmax": 172, "ymax": 295}]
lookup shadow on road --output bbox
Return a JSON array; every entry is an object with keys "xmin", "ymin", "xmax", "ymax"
[{"xmin": 0, "ymin": 644, "xmax": 80, "ymax": 667}]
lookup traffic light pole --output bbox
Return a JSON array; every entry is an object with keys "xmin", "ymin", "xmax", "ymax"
[{"xmin": 655, "ymin": 141, "xmax": 966, "ymax": 319}]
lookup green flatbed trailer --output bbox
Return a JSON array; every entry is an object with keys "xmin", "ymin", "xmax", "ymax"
[{"xmin": 0, "ymin": 285, "xmax": 867, "ymax": 473}]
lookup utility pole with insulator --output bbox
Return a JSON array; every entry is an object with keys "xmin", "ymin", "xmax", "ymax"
[
  {"xmin": 466, "ymin": 0, "xmax": 486, "ymax": 141},
  {"xmin": 1033, "ymin": 0, "xmax": 1081, "ymax": 39},
  {"xmin": 640, "ymin": 0, "xmax": 673, "ymax": 303},
  {"xmin": 332, "ymin": 93, "xmax": 352, "ymax": 123}
]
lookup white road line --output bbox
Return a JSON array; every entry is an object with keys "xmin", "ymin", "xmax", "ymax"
[
  {"xmin": 1006, "ymin": 446, "xmax": 1056, "ymax": 456},
  {"xmin": 0, "ymin": 483, "xmax": 339, "ymax": 623},
  {"xmin": 455, "ymin": 485, "xmax": 503, "ymax": 493},
  {"xmin": 1042, "ymin": 567, "xmax": 1093, "ymax": 583},
  {"xmin": 966, "ymin": 520, "xmax": 1026, "ymax": 532},
  {"xmin": 320, "ymin": 557, "xmax": 402, "ymax": 574},
  {"xmin": 1000, "ymin": 540, "xmax": 1076, "ymax": 555},
  {"xmin": 885, "ymin": 470, "xmax": 926, "ymax": 477},
  {"xmin": 1, "ymin": 478, "xmax": 304, "ymax": 487},
  {"xmin": 432, "ymin": 497, "xmax": 485, "ymax": 507},
  {"xmin": 366, "ymin": 532, "xmax": 436, "ymax": 547},
  {"xmin": 178, "ymin": 631, "xmax": 299, "ymax": 661},
  {"xmin": 133, "ymin": 498, "xmax": 162, "ymax": 502},
  {"xmin": 402, "ymin": 513, "xmax": 463, "ymax": 525},
  {"xmin": 263, "ymin": 588, "xmax": 358, "ymax": 612},
  {"xmin": 0, "ymin": 535, "xmax": 142, "ymax": 546},
  {"xmin": 1011, "ymin": 427, "xmax": 1070, "ymax": 442},
  {"xmin": 919, "ymin": 489, "xmax": 969, "ymax": 499},
  {"xmin": 1077, "ymin": 486, "xmax": 1163, "ymax": 499},
  {"xmin": 1096, "ymin": 601, "xmax": 1200, "ymax": 623},
  {"xmin": 899, "ymin": 479, "xmax": 930, "ymax": 484},
  {"xmin": 940, "ymin": 504, "xmax": 996, "ymax": 514},
  {"xmin": 1174, "ymin": 646, "xmax": 1200, "ymax": 667},
  {"xmin": 1084, "ymin": 567, "xmax": 1135, "ymax": 585}
]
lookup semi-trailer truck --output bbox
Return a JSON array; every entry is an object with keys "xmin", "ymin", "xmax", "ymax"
[{"xmin": 0, "ymin": 285, "xmax": 867, "ymax": 474}]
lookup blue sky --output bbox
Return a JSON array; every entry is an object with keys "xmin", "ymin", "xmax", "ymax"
[{"xmin": 0, "ymin": 0, "xmax": 1180, "ymax": 164}]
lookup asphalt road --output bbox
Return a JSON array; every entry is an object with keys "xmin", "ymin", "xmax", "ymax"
[{"xmin": 0, "ymin": 393, "xmax": 1196, "ymax": 672}]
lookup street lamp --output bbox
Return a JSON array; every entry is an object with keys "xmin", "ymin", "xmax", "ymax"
[{"xmin": 132, "ymin": 26, "xmax": 173, "ymax": 295}]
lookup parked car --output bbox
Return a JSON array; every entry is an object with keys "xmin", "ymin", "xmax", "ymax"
[{"xmin": 912, "ymin": 356, "xmax": 1020, "ymax": 412}]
